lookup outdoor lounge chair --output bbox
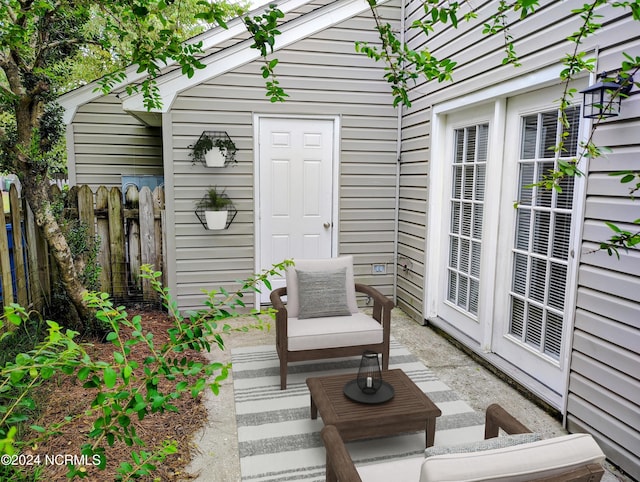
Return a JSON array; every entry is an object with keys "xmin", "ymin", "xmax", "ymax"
[
  {"xmin": 270, "ymin": 256, "xmax": 393, "ymax": 390},
  {"xmin": 320, "ymin": 403, "xmax": 606, "ymax": 482}
]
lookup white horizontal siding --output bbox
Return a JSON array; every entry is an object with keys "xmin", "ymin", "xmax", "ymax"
[
  {"xmin": 574, "ymin": 81, "xmax": 640, "ymax": 478},
  {"xmin": 71, "ymin": 94, "xmax": 163, "ymax": 188},
  {"xmin": 400, "ymin": 0, "xmax": 640, "ymax": 476},
  {"xmin": 168, "ymin": 2, "xmax": 401, "ymax": 309}
]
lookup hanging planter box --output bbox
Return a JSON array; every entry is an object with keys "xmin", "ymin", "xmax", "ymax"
[
  {"xmin": 195, "ymin": 187, "xmax": 237, "ymax": 230},
  {"xmin": 204, "ymin": 210, "xmax": 229, "ymax": 230},
  {"xmin": 189, "ymin": 131, "xmax": 237, "ymax": 168},
  {"xmin": 204, "ymin": 148, "xmax": 227, "ymax": 167}
]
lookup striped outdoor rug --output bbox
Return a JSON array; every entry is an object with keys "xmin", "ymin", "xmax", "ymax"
[{"xmin": 231, "ymin": 339, "xmax": 486, "ymax": 482}]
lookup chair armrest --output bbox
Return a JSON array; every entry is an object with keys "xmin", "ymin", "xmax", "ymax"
[
  {"xmin": 355, "ymin": 283, "xmax": 394, "ymax": 327},
  {"xmin": 484, "ymin": 403, "xmax": 532, "ymax": 439},
  {"xmin": 270, "ymin": 287, "xmax": 287, "ymax": 310},
  {"xmin": 321, "ymin": 425, "xmax": 363, "ymax": 482},
  {"xmin": 270, "ymin": 287, "xmax": 288, "ymax": 345}
]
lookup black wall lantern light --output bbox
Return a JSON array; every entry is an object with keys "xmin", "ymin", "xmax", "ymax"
[{"xmin": 581, "ymin": 71, "xmax": 634, "ymax": 119}]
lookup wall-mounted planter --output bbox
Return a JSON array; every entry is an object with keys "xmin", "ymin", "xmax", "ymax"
[
  {"xmin": 204, "ymin": 148, "xmax": 226, "ymax": 167},
  {"xmin": 195, "ymin": 187, "xmax": 237, "ymax": 230},
  {"xmin": 204, "ymin": 210, "xmax": 229, "ymax": 230},
  {"xmin": 190, "ymin": 131, "xmax": 237, "ymax": 168}
]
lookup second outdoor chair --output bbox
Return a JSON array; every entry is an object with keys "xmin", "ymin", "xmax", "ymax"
[{"xmin": 270, "ymin": 256, "xmax": 393, "ymax": 389}]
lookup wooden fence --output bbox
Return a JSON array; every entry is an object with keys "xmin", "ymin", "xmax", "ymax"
[{"xmin": 0, "ymin": 184, "xmax": 165, "ymax": 312}]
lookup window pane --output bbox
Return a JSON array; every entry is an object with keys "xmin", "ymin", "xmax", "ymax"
[
  {"xmin": 510, "ymin": 297, "xmax": 525, "ymax": 338},
  {"xmin": 556, "ymin": 175, "xmax": 575, "ymax": 209},
  {"xmin": 449, "ymin": 237, "xmax": 459, "ymax": 268},
  {"xmin": 512, "ymin": 253, "xmax": 528, "ymax": 296},
  {"xmin": 462, "ymin": 203, "xmax": 472, "ymax": 236},
  {"xmin": 548, "ymin": 262, "xmax": 567, "ymax": 310},
  {"xmin": 458, "ymin": 275, "xmax": 468, "ymax": 309},
  {"xmin": 552, "ymin": 212, "xmax": 571, "ymax": 259},
  {"xmin": 515, "ymin": 210, "xmax": 531, "ymax": 250},
  {"xmin": 544, "ymin": 312, "xmax": 563, "ymax": 359},
  {"xmin": 521, "ymin": 116, "xmax": 537, "ymax": 159},
  {"xmin": 455, "ymin": 130, "xmax": 464, "ymax": 163},
  {"xmin": 535, "ymin": 161, "xmax": 554, "ymax": 207},
  {"xmin": 473, "ymin": 203, "xmax": 483, "ymax": 238},
  {"xmin": 463, "ymin": 166, "xmax": 475, "ymax": 199},
  {"xmin": 476, "ymin": 164, "xmax": 486, "ymax": 201},
  {"xmin": 532, "ymin": 211, "xmax": 550, "ymax": 255},
  {"xmin": 452, "ymin": 165, "xmax": 463, "ymax": 197},
  {"xmin": 478, "ymin": 124, "xmax": 489, "ymax": 162},
  {"xmin": 451, "ymin": 201, "xmax": 460, "ymax": 234},
  {"xmin": 541, "ymin": 112, "xmax": 558, "ymax": 158},
  {"xmin": 469, "ymin": 279, "xmax": 479, "ymax": 315},
  {"xmin": 526, "ymin": 304, "xmax": 543, "ymax": 348},
  {"xmin": 460, "ymin": 238, "xmax": 470, "ymax": 271},
  {"xmin": 471, "ymin": 241, "xmax": 481, "ymax": 278},
  {"xmin": 518, "ymin": 163, "xmax": 535, "ymax": 206},
  {"xmin": 562, "ymin": 107, "xmax": 580, "ymax": 158},
  {"xmin": 448, "ymin": 271, "xmax": 457, "ymax": 302},
  {"xmin": 466, "ymin": 127, "xmax": 477, "ymax": 161},
  {"xmin": 530, "ymin": 257, "xmax": 547, "ymax": 303}
]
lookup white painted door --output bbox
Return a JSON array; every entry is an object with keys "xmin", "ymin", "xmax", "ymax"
[
  {"xmin": 258, "ymin": 117, "xmax": 336, "ymax": 303},
  {"xmin": 437, "ymin": 107, "xmax": 494, "ymax": 344},
  {"xmin": 492, "ymin": 90, "xmax": 584, "ymax": 401}
]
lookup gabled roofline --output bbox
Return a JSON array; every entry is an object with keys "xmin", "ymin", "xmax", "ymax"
[
  {"xmin": 57, "ymin": 0, "xmax": 313, "ymax": 124},
  {"xmin": 120, "ymin": 0, "xmax": 389, "ymax": 117}
]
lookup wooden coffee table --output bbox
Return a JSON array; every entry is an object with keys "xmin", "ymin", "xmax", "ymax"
[{"xmin": 306, "ymin": 369, "xmax": 441, "ymax": 447}]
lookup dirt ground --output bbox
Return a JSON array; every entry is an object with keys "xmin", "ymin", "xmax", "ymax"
[{"xmin": 20, "ymin": 309, "xmax": 209, "ymax": 481}]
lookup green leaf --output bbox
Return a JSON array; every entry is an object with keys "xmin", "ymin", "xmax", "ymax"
[{"xmin": 103, "ymin": 367, "xmax": 117, "ymax": 388}]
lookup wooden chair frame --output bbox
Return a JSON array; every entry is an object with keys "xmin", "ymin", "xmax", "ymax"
[
  {"xmin": 271, "ymin": 283, "xmax": 393, "ymax": 390},
  {"xmin": 321, "ymin": 403, "xmax": 605, "ymax": 482}
]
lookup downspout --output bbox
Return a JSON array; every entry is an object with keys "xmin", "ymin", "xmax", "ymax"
[{"xmin": 392, "ymin": 0, "xmax": 406, "ymax": 303}]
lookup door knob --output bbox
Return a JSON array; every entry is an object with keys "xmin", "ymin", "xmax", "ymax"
[{"xmin": 323, "ymin": 222, "xmax": 331, "ymax": 229}]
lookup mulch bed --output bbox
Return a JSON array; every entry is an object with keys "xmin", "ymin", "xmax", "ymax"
[{"xmin": 21, "ymin": 309, "xmax": 211, "ymax": 481}]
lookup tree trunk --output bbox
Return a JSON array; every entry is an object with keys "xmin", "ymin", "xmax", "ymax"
[{"xmin": 19, "ymin": 175, "xmax": 93, "ymax": 328}]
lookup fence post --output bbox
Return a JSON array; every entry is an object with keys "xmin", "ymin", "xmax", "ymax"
[
  {"xmin": 96, "ymin": 186, "xmax": 111, "ymax": 295},
  {"xmin": 23, "ymin": 199, "xmax": 44, "ymax": 311},
  {"xmin": 153, "ymin": 186, "xmax": 165, "ymax": 289},
  {"xmin": 9, "ymin": 185, "xmax": 27, "ymax": 307},
  {"xmin": 139, "ymin": 187, "xmax": 156, "ymax": 301},
  {"xmin": 0, "ymin": 194, "xmax": 13, "ymax": 307},
  {"xmin": 125, "ymin": 186, "xmax": 141, "ymax": 293},
  {"xmin": 108, "ymin": 187, "xmax": 126, "ymax": 298}
]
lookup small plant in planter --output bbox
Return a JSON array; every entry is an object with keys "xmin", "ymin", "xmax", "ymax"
[
  {"xmin": 196, "ymin": 186, "xmax": 234, "ymax": 230},
  {"xmin": 190, "ymin": 132, "xmax": 237, "ymax": 167}
]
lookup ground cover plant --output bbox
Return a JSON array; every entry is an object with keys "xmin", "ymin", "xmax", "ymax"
[{"xmin": 0, "ymin": 262, "xmax": 291, "ymax": 480}]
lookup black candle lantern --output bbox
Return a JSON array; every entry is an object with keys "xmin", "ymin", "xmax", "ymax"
[{"xmin": 357, "ymin": 351, "xmax": 382, "ymax": 394}]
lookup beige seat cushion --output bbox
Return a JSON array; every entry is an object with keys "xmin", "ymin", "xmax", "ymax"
[
  {"xmin": 354, "ymin": 434, "xmax": 604, "ymax": 482},
  {"xmin": 357, "ymin": 455, "xmax": 424, "ymax": 481},
  {"xmin": 287, "ymin": 312, "xmax": 383, "ymax": 351},
  {"xmin": 419, "ymin": 433, "xmax": 605, "ymax": 482}
]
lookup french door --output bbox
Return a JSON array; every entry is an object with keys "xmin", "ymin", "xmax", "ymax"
[
  {"xmin": 437, "ymin": 107, "xmax": 494, "ymax": 343},
  {"xmin": 492, "ymin": 92, "xmax": 583, "ymax": 399},
  {"xmin": 433, "ymin": 85, "xmax": 585, "ymax": 406}
]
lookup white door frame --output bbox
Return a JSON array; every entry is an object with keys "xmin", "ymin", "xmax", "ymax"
[{"xmin": 253, "ymin": 113, "xmax": 341, "ymax": 290}]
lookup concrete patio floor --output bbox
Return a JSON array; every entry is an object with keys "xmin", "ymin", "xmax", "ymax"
[{"xmin": 185, "ymin": 308, "xmax": 629, "ymax": 482}]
